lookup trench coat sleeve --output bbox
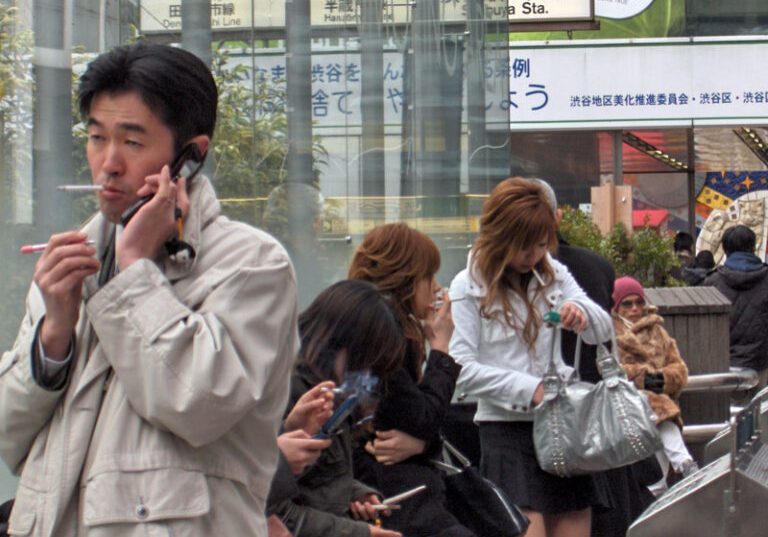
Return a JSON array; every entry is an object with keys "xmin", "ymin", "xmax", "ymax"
[
  {"xmin": 86, "ymin": 255, "xmax": 298, "ymax": 448},
  {"xmin": 272, "ymin": 499, "xmax": 371, "ymax": 537},
  {"xmin": 0, "ymin": 288, "xmax": 69, "ymax": 473}
]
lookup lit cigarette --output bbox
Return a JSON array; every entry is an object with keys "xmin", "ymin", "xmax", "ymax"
[
  {"xmin": 57, "ymin": 184, "xmax": 103, "ymax": 192},
  {"xmin": 20, "ymin": 240, "xmax": 95, "ymax": 254},
  {"xmin": 433, "ymin": 297, "xmax": 466, "ymax": 308}
]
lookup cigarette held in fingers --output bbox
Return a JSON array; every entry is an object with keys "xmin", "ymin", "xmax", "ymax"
[
  {"xmin": 20, "ymin": 240, "xmax": 95, "ymax": 254},
  {"xmin": 57, "ymin": 184, "xmax": 104, "ymax": 192}
]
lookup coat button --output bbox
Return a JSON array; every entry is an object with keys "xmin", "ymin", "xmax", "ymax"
[{"xmin": 136, "ymin": 505, "xmax": 149, "ymax": 519}]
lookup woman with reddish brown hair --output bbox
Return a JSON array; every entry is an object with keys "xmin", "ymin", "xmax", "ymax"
[
  {"xmin": 449, "ymin": 178, "xmax": 612, "ymax": 537},
  {"xmin": 349, "ymin": 223, "xmax": 475, "ymax": 537}
]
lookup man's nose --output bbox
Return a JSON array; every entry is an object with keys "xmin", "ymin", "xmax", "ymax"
[{"xmin": 100, "ymin": 144, "xmax": 124, "ymax": 177}]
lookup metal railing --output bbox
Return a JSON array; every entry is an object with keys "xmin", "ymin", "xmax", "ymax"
[{"xmin": 681, "ymin": 367, "xmax": 759, "ymax": 443}]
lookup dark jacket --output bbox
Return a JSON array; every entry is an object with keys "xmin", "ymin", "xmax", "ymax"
[
  {"xmin": 681, "ymin": 266, "xmax": 713, "ymax": 286},
  {"xmin": 271, "ymin": 363, "xmax": 377, "ymax": 537},
  {"xmin": 555, "ymin": 235, "xmax": 657, "ymax": 537},
  {"xmin": 356, "ymin": 350, "xmax": 475, "ymax": 536},
  {"xmin": 704, "ymin": 255, "xmax": 768, "ymax": 371},
  {"xmin": 555, "ymin": 236, "xmax": 615, "ymax": 383}
]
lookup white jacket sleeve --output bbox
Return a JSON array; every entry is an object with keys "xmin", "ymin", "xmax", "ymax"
[
  {"xmin": 87, "ymin": 254, "xmax": 298, "ymax": 448},
  {"xmin": 448, "ymin": 274, "xmax": 542, "ymax": 412},
  {"xmin": 556, "ymin": 262, "xmax": 613, "ymax": 345}
]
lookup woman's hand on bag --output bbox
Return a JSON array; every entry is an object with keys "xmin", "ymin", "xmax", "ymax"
[
  {"xmin": 559, "ymin": 302, "xmax": 587, "ymax": 332},
  {"xmin": 277, "ymin": 430, "xmax": 331, "ymax": 475},
  {"xmin": 531, "ymin": 382, "xmax": 545, "ymax": 405},
  {"xmin": 283, "ymin": 380, "xmax": 335, "ymax": 435},
  {"xmin": 365, "ymin": 429, "xmax": 426, "ymax": 464},
  {"xmin": 424, "ymin": 290, "xmax": 453, "ymax": 353}
]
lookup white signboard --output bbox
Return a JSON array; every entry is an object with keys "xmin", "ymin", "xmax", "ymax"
[
  {"xmin": 507, "ymin": 38, "xmax": 768, "ymax": 130},
  {"xmin": 508, "ymin": 0, "xmax": 593, "ymax": 23},
  {"xmin": 139, "ymin": 0, "xmax": 592, "ymax": 32},
  {"xmin": 595, "ymin": 0, "xmax": 654, "ymax": 20}
]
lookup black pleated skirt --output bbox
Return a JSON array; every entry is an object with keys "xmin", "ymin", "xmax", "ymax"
[{"xmin": 478, "ymin": 421, "xmax": 610, "ymax": 514}]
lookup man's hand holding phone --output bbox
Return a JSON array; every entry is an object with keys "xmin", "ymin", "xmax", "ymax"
[{"xmin": 116, "ymin": 166, "xmax": 189, "ymax": 270}]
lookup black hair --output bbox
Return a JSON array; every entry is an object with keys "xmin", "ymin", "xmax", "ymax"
[
  {"xmin": 722, "ymin": 225, "xmax": 756, "ymax": 256},
  {"xmin": 298, "ymin": 280, "xmax": 405, "ymax": 383},
  {"xmin": 77, "ymin": 41, "xmax": 217, "ymax": 153},
  {"xmin": 674, "ymin": 231, "xmax": 694, "ymax": 254},
  {"xmin": 694, "ymin": 250, "xmax": 715, "ymax": 270}
]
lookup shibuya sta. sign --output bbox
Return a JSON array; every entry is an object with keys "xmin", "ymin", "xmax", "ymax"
[{"xmin": 139, "ymin": 1, "xmax": 595, "ymax": 32}]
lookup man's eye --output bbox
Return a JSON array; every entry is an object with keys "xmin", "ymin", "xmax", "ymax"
[
  {"xmin": 126, "ymin": 140, "xmax": 142, "ymax": 147},
  {"xmin": 88, "ymin": 134, "xmax": 104, "ymax": 142}
]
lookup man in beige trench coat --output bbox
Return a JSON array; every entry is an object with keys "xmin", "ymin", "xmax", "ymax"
[{"xmin": 0, "ymin": 42, "xmax": 297, "ymax": 536}]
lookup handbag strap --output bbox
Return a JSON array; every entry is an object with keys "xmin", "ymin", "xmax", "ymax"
[{"xmin": 534, "ymin": 266, "xmax": 622, "ymax": 390}]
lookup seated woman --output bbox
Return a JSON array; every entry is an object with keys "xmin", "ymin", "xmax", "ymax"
[
  {"xmin": 612, "ymin": 276, "xmax": 698, "ymax": 495},
  {"xmin": 349, "ymin": 223, "xmax": 475, "ymax": 537},
  {"xmin": 268, "ymin": 280, "xmax": 406, "ymax": 537}
]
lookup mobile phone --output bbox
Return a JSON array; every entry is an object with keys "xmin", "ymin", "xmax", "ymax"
[
  {"xmin": 120, "ymin": 143, "xmax": 204, "ymax": 227},
  {"xmin": 313, "ymin": 393, "xmax": 360, "ymax": 440},
  {"xmin": 371, "ymin": 484, "xmax": 428, "ymax": 509}
]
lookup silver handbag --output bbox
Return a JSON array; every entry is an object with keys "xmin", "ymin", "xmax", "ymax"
[{"xmin": 532, "ymin": 310, "xmax": 663, "ymax": 478}]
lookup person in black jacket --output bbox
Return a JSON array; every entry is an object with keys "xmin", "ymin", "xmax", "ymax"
[
  {"xmin": 704, "ymin": 225, "xmax": 768, "ymax": 403},
  {"xmin": 268, "ymin": 280, "xmax": 407, "ymax": 537},
  {"xmin": 534, "ymin": 179, "xmax": 659, "ymax": 537},
  {"xmin": 349, "ymin": 223, "xmax": 475, "ymax": 537}
]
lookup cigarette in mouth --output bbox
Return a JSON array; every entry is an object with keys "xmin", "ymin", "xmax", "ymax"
[
  {"xmin": 433, "ymin": 297, "xmax": 466, "ymax": 308},
  {"xmin": 57, "ymin": 184, "xmax": 104, "ymax": 192}
]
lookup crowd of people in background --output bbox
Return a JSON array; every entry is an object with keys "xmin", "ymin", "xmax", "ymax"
[{"xmin": 2, "ymin": 40, "xmax": 767, "ymax": 537}]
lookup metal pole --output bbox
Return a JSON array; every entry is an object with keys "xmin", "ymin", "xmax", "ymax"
[
  {"xmin": 360, "ymin": 0, "xmax": 385, "ymax": 196},
  {"xmin": 687, "ymin": 127, "xmax": 696, "ymax": 238},
  {"xmin": 285, "ymin": 0, "xmax": 313, "ymax": 187},
  {"xmin": 33, "ymin": 0, "xmax": 74, "ymax": 233},
  {"xmin": 466, "ymin": 0, "xmax": 487, "ymax": 193},
  {"xmin": 181, "ymin": 1, "xmax": 213, "ymax": 177},
  {"xmin": 182, "ymin": 0, "xmax": 212, "ymax": 67},
  {"xmin": 613, "ymin": 130, "xmax": 624, "ymax": 185}
]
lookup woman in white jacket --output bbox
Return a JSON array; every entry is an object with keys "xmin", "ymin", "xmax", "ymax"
[{"xmin": 448, "ymin": 177, "xmax": 612, "ymax": 537}]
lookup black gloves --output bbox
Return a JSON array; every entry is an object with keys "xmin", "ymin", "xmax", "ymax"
[{"xmin": 644, "ymin": 372, "xmax": 665, "ymax": 394}]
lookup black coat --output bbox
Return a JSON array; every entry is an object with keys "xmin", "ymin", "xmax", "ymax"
[
  {"xmin": 555, "ymin": 236, "xmax": 615, "ymax": 383},
  {"xmin": 704, "ymin": 264, "xmax": 768, "ymax": 371},
  {"xmin": 555, "ymin": 236, "xmax": 657, "ymax": 537},
  {"xmin": 269, "ymin": 364, "xmax": 376, "ymax": 537},
  {"xmin": 355, "ymin": 350, "xmax": 475, "ymax": 536}
]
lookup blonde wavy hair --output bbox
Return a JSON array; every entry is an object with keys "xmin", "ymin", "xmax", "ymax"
[
  {"xmin": 472, "ymin": 177, "xmax": 558, "ymax": 350},
  {"xmin": 348, "ymin": 223, "xmax": 441, "ymax": 373}
]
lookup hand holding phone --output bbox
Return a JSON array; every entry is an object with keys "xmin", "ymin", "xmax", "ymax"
[
  {"xmin": 313, "ymin": 394, "xmax": 360, "ymax": 440},
  {"xmin": 370, "ymin": 485, "xmax": 427, "ymax": 510},
  {"xmin": 120, "ymin": 144, "xmax": 203, "ymax": 227}
]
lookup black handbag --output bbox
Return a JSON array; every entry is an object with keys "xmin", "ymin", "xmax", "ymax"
[
  {"xmin": 435, "ymin": 440, "xmax": 529, "ymax": 537},
  {"xmin": 0, "ymin": 499, "xmax": 13, "ymax": 537}
]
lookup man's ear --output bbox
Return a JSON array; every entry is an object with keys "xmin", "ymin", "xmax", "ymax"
[
  {"xmin": 556, "ymin": 208, "xmax": 563, "ymax": 226},
  {"xmin": 187, "ymin": 134, "xmax": 210, "ymax": 158}
]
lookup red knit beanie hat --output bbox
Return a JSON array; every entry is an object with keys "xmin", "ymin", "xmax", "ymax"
[{"xmin": 612, "ymin": 276, "xmax": 645, "ymax": 312}]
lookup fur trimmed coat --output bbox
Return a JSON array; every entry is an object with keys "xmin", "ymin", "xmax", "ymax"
[{"xmin": 613, "ymin": 307, "xmax": 688, "ymax": 428}]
